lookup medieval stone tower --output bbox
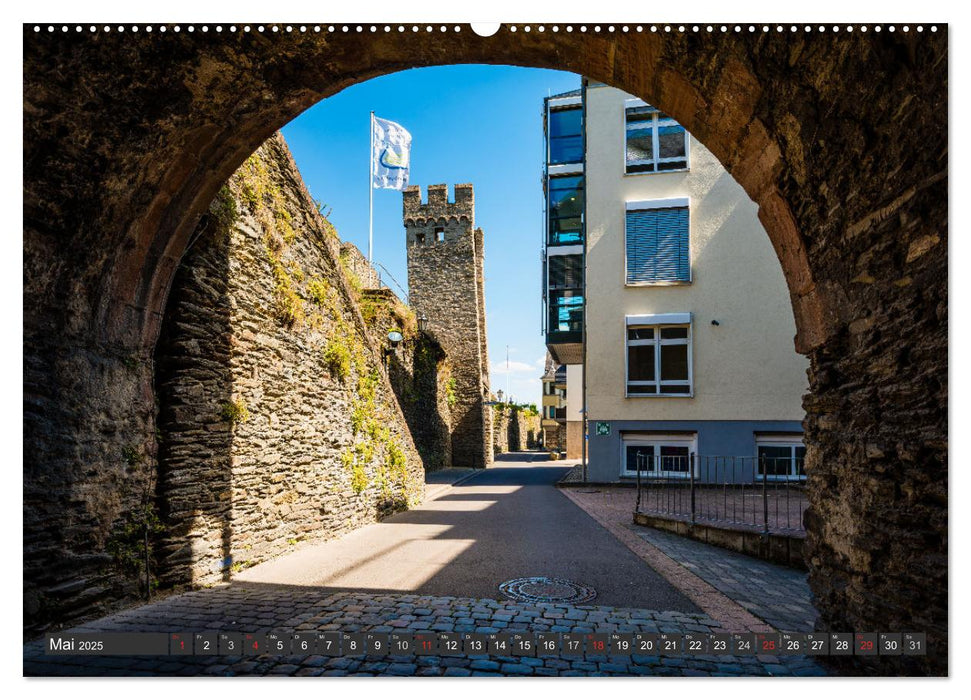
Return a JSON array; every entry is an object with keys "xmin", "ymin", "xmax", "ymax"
[{"xmin": 404, "ymin": 184, "xmax": 493, "ymax": 468}]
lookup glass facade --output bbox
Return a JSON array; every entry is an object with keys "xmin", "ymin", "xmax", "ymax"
[
  {"xmin": 548, "ymin": 174, "xmax": 584, "ymax": 246},
  {"xmin": 548, "ymin": 107, "xmax": 583, "ymax": 165},
  {"xmin": 548, "ymin": 289, "xmax": 584, "ymax": 333},
  {"xmin": 543, "ymin": 94, "xmax": 585, "ymax": 346},
  {"xmin": 548, "ymin": 254, "xmax": 583, "ymax": 290}
]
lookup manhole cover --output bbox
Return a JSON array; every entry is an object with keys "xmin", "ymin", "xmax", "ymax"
[{"xmin": 498, "ymin": 577, "xmax": 597, "ymax": 604}]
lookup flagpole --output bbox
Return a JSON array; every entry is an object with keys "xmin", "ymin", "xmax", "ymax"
[
  {"xmin": 368, "ymin": 111, "xmax": 375, "ymax": 262},
  {"xmin": 506, "ymin": 345, "xmax": 510, "ymax": 404}
]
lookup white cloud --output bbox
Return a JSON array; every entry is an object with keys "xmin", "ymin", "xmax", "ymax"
[
  {"xmin": 490, "ymin": 359, "xmax": 538, "ymax": 376},
  {"xmin": 493, "ymin": 377, "xmax": 542, "ymax": 406}
]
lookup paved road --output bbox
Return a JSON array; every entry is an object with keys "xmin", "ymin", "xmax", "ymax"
[{"xmin": 237, "ymin": 452, "xmax": 700, "ymax": 613}]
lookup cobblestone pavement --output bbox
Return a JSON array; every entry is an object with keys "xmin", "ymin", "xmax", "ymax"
[
  {"xmin": 561, "ymin": 486, "xmax": 818, "ymax": 633},
  {"xmin": 630, "ymin": 528, "xmax": 816, "ymax": 633},
  {"xmin": 23, "ymin": 588, "xmax": 825, "ymax": 676},
  {"xmin": 558, "ymin": 464, "xmax": 584, "ymax": 484}
]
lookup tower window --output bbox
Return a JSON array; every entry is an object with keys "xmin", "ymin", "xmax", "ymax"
[
  {"xmin": 435, "ymin": 227, "xmax": 445, "ymax": 242},
  {"xmin": 415, "ymin": 233, "xmax": 425, "ymax": 245}
]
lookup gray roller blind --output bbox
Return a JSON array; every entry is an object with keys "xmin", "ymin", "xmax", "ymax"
[{"xmin": 625, "ymin": 207, "xmax": 689, "ymax": 284}]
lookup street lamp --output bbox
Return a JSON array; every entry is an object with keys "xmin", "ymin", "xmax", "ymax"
[
  {"xmin": 417, "ymin": 312, "xmax": 428, "ymax": 334},
  {"xmin": 383, "ymin": 330, "xmax": 403, "ymax": 369}
]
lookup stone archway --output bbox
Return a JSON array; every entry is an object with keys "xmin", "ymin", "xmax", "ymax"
[{"xmin": 23, "ymin": 25, "xmax": 947, "ymax": 671}]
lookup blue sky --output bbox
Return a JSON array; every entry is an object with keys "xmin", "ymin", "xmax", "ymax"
[{"xmin": 282, "ymin": 64, "xmax": 580, "ymax": 406}]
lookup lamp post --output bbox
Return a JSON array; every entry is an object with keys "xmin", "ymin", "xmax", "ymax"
[{"xmin": 417, "ymin": 312, "xmax": 428, "ymax": 334}]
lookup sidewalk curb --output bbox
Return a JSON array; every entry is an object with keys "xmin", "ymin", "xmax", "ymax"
[{"xmin": 424, "ymin": 469, "xmax": 483, "ymax": 501}]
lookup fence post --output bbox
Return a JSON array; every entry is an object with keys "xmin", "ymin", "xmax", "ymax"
[
  {"xmin": 689, "ymin": 453, "xmax": 696, "ymax": 525},
  {"xmin": 635, "ymin": 453, "xmax": 642, "ymax": 514},
  {"xmin": 761, "ymin": 454, "xmax": 769, "ymax": 534}
]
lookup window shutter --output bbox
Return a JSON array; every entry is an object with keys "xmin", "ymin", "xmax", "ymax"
[
  {"xmin": 626, "ymin": 207, "xmax": 689, "ymax": 283},
  {"xmin": 625, "ymin": 210, "xmax": 658, "ymax": 284}
]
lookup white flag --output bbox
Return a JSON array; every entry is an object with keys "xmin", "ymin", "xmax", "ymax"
[{"xmin": 372, "ymin": 116, "xmax": 412, "ymax": 190}]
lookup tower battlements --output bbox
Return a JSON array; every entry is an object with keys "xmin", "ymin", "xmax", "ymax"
[
  {"xmin": 403, "ymin": 182, "xmax": 492, "ymax": 468},
  {"xmin": 403, "ymin": 183, "xmax": 475, "ymax": 226}
]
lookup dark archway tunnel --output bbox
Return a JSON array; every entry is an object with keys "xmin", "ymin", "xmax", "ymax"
[{"xmin": 22, "ymin": 25, "xmax": 947, "ymax": 672}]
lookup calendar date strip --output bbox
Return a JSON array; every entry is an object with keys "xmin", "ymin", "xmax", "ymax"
[{"xmin": 45, "ymin": 631, "xmax": 926, "ymax": 657}]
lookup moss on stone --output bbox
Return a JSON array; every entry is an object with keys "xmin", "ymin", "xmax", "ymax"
[
  {"xmin": 211, "ymin": 184, "xmax": 239, "ymax": 231},
  {"xmin": 220, "ymin": 398, "xmax": 250, "ymax": 424},
  {"xmin": 307, "ymin": 277, "xmax": 331, "ymax": 307},
  {"xmin": 340, "ymin": 447, "xmax": 355, "ymax": 472},
  {"xmin": 122, "ymin": 444, "xmax": 143, "ymax": 469},
  {"xmin": 339, "ymin": 250, "xmax": 363, "ymax": 298},
  {"xmin": 265, "ymin": 247, "xmax": 306, "ymax": 328},
  {"xmin": 445, "ymin": 377, "xmax": 458, "ymax": 408},
  {"xmin": 105, "ymin": 502, "xmax": 165, "ymax": 592},
  {"xmin": 323, "ymin": 338, "xmax": 351, "ymax": 382},
  {"xmin": 385, "ymin": 437, "xmax": 407, "ymax": 483},
  {"xmin": 350, "ymin": 464, "xmax": 368, "ymax": 493}
]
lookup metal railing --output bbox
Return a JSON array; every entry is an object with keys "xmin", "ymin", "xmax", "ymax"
[{"xmin": 634, "ymin": 454, "xmax": 808, "ymax": 534}]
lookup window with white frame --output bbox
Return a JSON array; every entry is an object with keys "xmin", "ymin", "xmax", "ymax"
[
  {"xmin": 626, "ymin": 314, "xmax": 692, "ymax": 396},
  {"xmin": 756, "ymin": 435, "xmax": 806, "ymax": 481},
  {"xmin": 625, "ymin": 103, "xmax": 689, "ymax": 173},
  {"xmin": 622, "ymin": 434, "xmax": 697, "ymax": 477},
  {"xmin": 626, "ymin": 201, "xmax": 690, "ymax": 285}
]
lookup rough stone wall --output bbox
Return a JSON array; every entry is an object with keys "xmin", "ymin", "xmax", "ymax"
[
  {"xmin": 155, "ymin": 134, "xmax": 425, "ymax": 588},
  {"xmin": 23, "ymin": 28, "xmax": 947, "ymax": 672},
  {"xmin": 492, "ymin": 408, "xmax": 510, "ymax": 455},
  {"xmin": 357, "ymin": 288, "xmax": 453, "ymax": 471},
  {"xmin": 474, "ymin": 226, "xmax": 493, "ymax": 458},
  {"xmin": 543, "ymin": 423, "xmax": 565, "ymax": 453},
  {"xmin": 528, "ymin": 413, "xmax": 542, "ymax": 450},
  {"xmin": 508, "ymin": 409, "xmax": 541, "ymax": 452},
  {"xmin": 404, "ymin": 184, "xmax": 492, "ymax": 468},
  {"xmin": 493, "ymin": 406, "xmax": 542, "ymax": 453},
  {"xmin": 802, "ymin": 209, "xmax": 948, "ymax": 675},
  {"xmin": 23, "ymin": 349, "xmax": 158, "ymax": 633},
  {"xmin": 340, "ymin": 242, "xmax": 381, "ymax": 290}
]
